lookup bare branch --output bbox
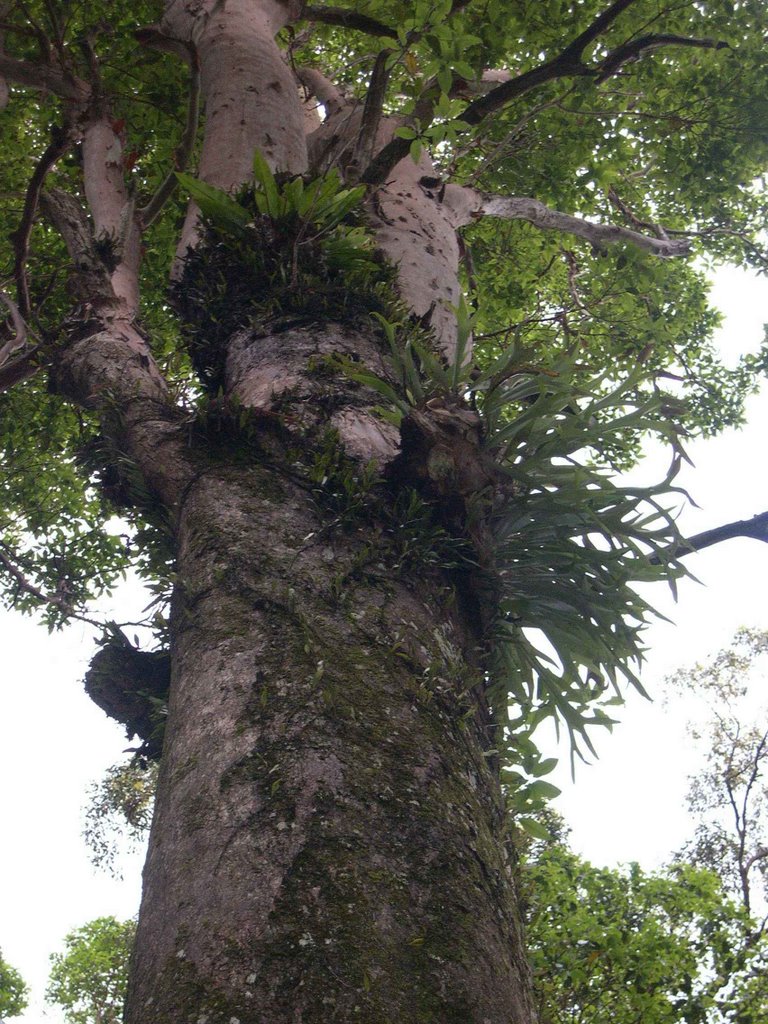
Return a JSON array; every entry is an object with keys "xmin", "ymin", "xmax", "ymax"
[
  {"xmin": 597, "ymin": 33, "xmax": 729, "ymax": 81},
  {"xmin": 348, "ymin": 49, "xmax": 390, "ymax": 179},
  {"xmin": 9, "ymin": 121, "xmax": 74, "ymax": 319},
  {"xmin": 302, "ymin": 6, "xmax": 397, "ymax": 39},
  {"xmin": 295, "ymin": 64, "xmax": 346, "ymax": 119},
  {"xmin": 39, "ymin": 188, "xmax": 113, "ymax": 302},
  {"xmin": 140, "ymin": 48, "xmax": 202, "ymax": 229},
  {"xmin": 462, "ymin": 192, "xmax": 690, "ymax": 256},
  {"xmin": 653, "ymin": 511, "xmax": 768, "ymax": 562},
  {"xmin": 0, "ymin": 50, "xmax": 86, "ymax": 98}
]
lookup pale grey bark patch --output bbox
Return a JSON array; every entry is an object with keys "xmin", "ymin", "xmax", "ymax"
[
  {"xmin": 308, "ymin": 108, "xmax": 465, "ymax": 360},
  {"xmin": 164, "ymin": 0, "xmax": 307, "ymax": 262}
]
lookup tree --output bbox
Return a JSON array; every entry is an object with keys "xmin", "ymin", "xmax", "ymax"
[
  {"xmin": 0, "ymin": 1, "xmax": 767, "ymax": 1020},
  {"xmin": 526, "ymin": 844, "xmax": 768, "ymax": 1024},
  {"xmin": 46, "ymin": 917, "xmax": 135, "ymax": 1024},
  {"xmin": 668, "ymin": 628, "xmax": 768, "ymax": 924},
  {"xmin": 523, "ymin": 630, "xmax": 768, "ymax": 1024},
  {"xmin": 0, "ymin": 949, "xmax": 28, "ymax": 1020}
]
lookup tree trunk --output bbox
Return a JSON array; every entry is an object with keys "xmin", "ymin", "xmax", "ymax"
[{"xmin": 124, "ymin": 319, "xmax": 533, "ymax": 1023}]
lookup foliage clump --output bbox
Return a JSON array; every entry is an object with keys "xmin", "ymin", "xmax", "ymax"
[
  {"xmin": 525, "ymin": 844, "xmax": 767, "ymax": 1024},
  {"xmin": 83, "ymin": 759, "xmax": 158, "ymax": 877},
  {"xmin": 172, "ymin": 161, "xmax": 397, "ymax": 391},
  {"xmin": 0, "ymin": 949, "xmax": 28, "ymax": 1019},
  {"xmin": 46, "ymin": 917, "xmax": 135, "ymax": 1024}
]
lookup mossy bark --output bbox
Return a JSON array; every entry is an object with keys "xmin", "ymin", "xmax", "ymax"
[{"xmin": 124, "ymin": 319, "xmax": 533, "ymax": 1023}]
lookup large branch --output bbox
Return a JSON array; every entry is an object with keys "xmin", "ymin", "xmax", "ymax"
[
  {"xmin": 0, "ymin": 50, "xmax": 87, "ymax": 98},
  {"xmin": 302, "ymin": 5, "xmax": 397, "ymax": 39},
  {"xmin": 661, "ymin": 511, "xmax": 768, "ymax": 561},
  {"xmin": 360, "ymin": 0, "xmax": 628, "ymax": 185},
  {"xmin": 362, "ymin": 0, "xmax": 724, "ymax": 186},
  {"xmin": 448, "ymin": 190, "xmax": 690, "ymax": 256}
]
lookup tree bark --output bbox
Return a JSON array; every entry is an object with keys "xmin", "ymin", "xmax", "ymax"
[{"xmin": 124, "ymin": 324, "xmax": 532, "ymax": 1024}]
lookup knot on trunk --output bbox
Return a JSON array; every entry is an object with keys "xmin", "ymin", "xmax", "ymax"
[
  {"xmin": 85, "ymin": 635, "xmax": 170, "ymax": 758},
  {"xmin": 390, "ymin": 398, "xmax": 498, "ymax": 511}
]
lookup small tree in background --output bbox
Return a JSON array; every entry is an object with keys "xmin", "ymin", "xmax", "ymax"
[
  {"xmin": 0, "ymin": 949, "xmax": 28, "ymax": 1020},
  {"xmin": 526, "ymin": 846, "xmax": 767, "ymax": 1024},
  {"xmin": 46, "ymin": 917, "xmax": 135, "ymax": 1024},
  {"xmin": 522, "ymin": 630, "xmax": 768, "ymax": 1024},
  {"xmin": 669, "ymin": 628, "xmax": 768, "ymax": 918}
]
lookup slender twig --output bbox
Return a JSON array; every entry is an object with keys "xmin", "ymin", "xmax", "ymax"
[
  {"xmin": 0, "ymin": 541, "xmax": 102, "ymax": 628},
  {"xmin": 9, "ymin": 121, "xmax": 73, "ymax": 318},
  {"xmin": 348, "ymin": 49, "xmax": 390, "ymax": 178},
  {"xmin": 140, "ymin": 47, "xmax": 201, "ymax": 228}
]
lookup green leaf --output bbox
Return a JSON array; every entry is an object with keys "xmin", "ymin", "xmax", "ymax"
[
  {"xmin": 252, "ymin": 149, "xmax": 281, "ymax": 218},
  {"xmin": 174, "ymin": 173, "xmax": 251, "ymax": 234},
  {"xmin": 518, "ymin": 817, "xmax": 551, "ymax": 841}
]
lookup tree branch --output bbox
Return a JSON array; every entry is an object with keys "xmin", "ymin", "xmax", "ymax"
[
  {"xmin": 362, "ymin": 0, "xmax": 726, "ymax": 186},
  {"xmin": 296, "ymin": 63, "xmax": 346, "ymax": 116},
  {"xmin": 139, "ymin": 47, "xmax": 201, "ymax": 229},
  {"xmin": 597, "ymin": 33, "xmax": 729, "ymax": 81},
  {"xmin": 348, "ymin": 48, "xmax": 390, "ymax": 179},
  {"xmin": 360, "ymin": 0, "xmax": 635, "ymax": 184},
  {"xmin": 0, "ymin": 50, "xmax": 86, "ymax": 98},
  {"xmin": 0, "ymin": 540, "xmax": 101, "ymax": 627},
  {"xmin": 458, "ymin": 192, "xmax": 690, "ymax": 256},
  {"xmin": 559, "ymin": 0, "xmax": 639, "ymax": 64},
  {"xmin": 9, "ymin": 121, "xmax": 74, "ymax": 319},
  {"xmin": 0, "ymin": 349, "xmax": 40, "ymax": 391},
  {"xmin": 39, "ymin": 188, "xmax": 114, "ymax": 303},
  {"xmin": 653, "ymin": 511, "xmax": 768, "ymax": 562},
  {"xmin": 0, "ymin": 288, "xmax": 29, "ymax": 365},
  {"xmin": 301, "ymin": 5, "xmax": 397, "ymax": 39}
]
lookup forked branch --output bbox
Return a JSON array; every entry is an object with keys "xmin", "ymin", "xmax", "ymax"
[{"xmin": 363, "ymin": 0, "xmax": 725, "ymax": 185}]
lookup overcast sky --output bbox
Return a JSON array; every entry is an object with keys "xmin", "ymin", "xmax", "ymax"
[{"xmin": 1, "ymin": 265, "xmax": 767, "ymax": 1021}]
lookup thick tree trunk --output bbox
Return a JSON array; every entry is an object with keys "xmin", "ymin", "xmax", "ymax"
[{"xmin": 124, "ymin": 321, "xmax": 533, "ymax": 1023}]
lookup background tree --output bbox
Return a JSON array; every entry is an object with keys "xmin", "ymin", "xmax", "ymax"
[
  {"xmin": 525, "ymin": 843, "xmax": 768, "ymax": 1024},
  {"xmin": 524, "ymin": 630, "xmax": 768, "ymax": 1024},
  {"xmin": 0, "ymin": 1, "xmax": 767, "ymax": 1021},
  {"xmin": 669, "ymin": 628, "xmax": 768, "ymax": 924},
  {"xmin": 45, "ymin": 917, "xmax": 135, "ymax": 1024},
  {"xmin": 0, "ymin": 949, "xmax": 28, "ymax": 1020}
]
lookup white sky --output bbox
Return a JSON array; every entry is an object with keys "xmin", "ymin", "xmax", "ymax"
[{"xmin": 1, "ymin": 265, "xmax": 767, "ymax": 1021}]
